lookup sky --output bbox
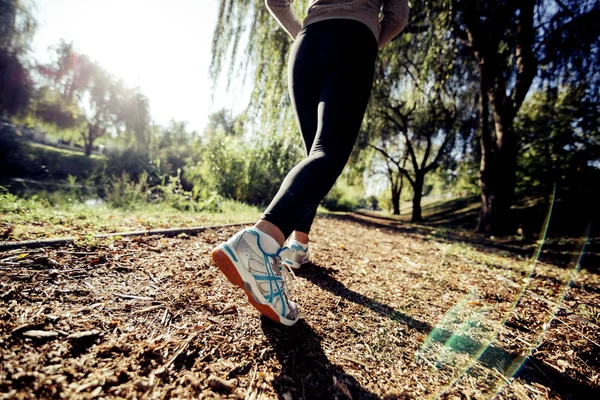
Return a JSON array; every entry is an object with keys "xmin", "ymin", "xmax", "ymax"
[{"xmin": 31, "ymin": 0, "xmax": 250, "ymax": 133}]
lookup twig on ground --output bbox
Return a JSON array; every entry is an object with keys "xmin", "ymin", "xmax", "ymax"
[
  {"xmin": 133, "ymin": 305, "xmax": 165, "ymax": 315},
  {"xmin": 115, "ymin": 293, "xmax": 155, "ymax": 301},
  {"xmin": 555, "ymin": 317, "xmax": 600, "ymax": 348},
  {"xmin": 145, "ymin": 270, "xmax": 161, "ymax": 285},
  {"xmin": 419, "ymin": 354, "xmax": 440, "ymax": 372},
  {"xmin": 154, "ymin": 332, "xmax": 198, "ymax": 375},
  {"xmin": 338, "ymin": 355, "xmax": 373, "ymax": 369},
  {"xmin": 57, "ymin": 251, "xmax": 96, "ymax": 256},
  {"xmin": 245, "ymin": 366, "xmax": 257, "ymax": 400}
]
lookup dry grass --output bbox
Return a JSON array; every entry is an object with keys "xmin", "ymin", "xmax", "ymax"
[{"xmin": 1, "ymin": 215, "xmax": 598, "ymax": 399}]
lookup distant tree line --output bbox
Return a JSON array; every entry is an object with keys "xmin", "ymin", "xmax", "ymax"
[
  {"xmin": 0, "ymin": 0, "xmax": 305, "ymax": 208},
  {"xmin": 1, "ymin": 0, "xmax": 599, "ymax": 232}
]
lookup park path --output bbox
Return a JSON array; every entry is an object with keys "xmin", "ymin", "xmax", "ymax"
[{"xmin": 1, "ymin": 215, "xmax": 599, "ymax": 399}]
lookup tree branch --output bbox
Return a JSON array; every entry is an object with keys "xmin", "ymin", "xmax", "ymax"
[
  {"xmin": 512, "ymin": 0, "xmax": 538, "ymax": 117},
  {"xmin": 425, "ymin": 132, "xmax": 452, "ymax": 173},
  {"xmin": 554, "ymin": 0, "xmax": 576, "ymax": 17},
  {"xmin": 401, "ymin": 130, "xmax": 420, "ymax": 178},
  {"xmin": 421, "ymin": 133, "xmax": 433, "ymax": 170},
  {"xmin": 368, "ymin": 143, "xmax": 415, "ymax": 187}
]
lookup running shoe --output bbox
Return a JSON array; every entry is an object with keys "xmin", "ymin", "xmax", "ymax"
[
  {"xmin": 211, "ymin": 227, "xmax": 299, "ymax": 326},
  {"xmin": 283, "ymin": 239, "xmax": 310, "ymax": 270}
]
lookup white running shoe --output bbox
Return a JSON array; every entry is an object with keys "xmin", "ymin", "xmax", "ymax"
[
  {"xmin": 283, "ymin": 239, "xmax": 310, "ymax": 270},
  {"xmin": 211, "ymin": 227, "xmax": 300, "ymax": 326}
]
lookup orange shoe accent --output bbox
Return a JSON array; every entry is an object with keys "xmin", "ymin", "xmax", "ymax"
[{"xmin": 211, "ymin": 248, "xmax": 282, "ymax": 325}]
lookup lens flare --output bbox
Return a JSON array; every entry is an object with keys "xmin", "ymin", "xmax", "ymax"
[{"xmin": 415, "ymin": 186, "xmax": 592, "ymax": 398}]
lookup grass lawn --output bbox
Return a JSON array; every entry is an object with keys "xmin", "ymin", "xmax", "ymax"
[
  {"xmin": 0, "ymin": 192, "xmax": 332, "ymax": 242},
  {"xmin": 0, "ymin": 198, "xmax": 262, "ymax": 241},
  {"xmin": 28, "ymin": 142, "xmax": 106, "ymax": 160}
]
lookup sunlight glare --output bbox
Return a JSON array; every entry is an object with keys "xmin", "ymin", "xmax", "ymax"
[{"xmin": 33, "ymin": 0, "xmax": 249, "ymax": 132}]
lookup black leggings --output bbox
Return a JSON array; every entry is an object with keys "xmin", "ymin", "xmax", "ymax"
[{"xmin": 261, "ymin": 19, "xmax": 378, "ymax": 238}]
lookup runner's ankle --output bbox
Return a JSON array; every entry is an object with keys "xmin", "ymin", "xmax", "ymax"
[{"xmin": 291, "ymin": 231, "xmax": 309, "ymax": 245}]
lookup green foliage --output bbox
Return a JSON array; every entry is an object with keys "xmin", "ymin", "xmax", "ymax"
[
  {"xmin": 191, "ymin": 132, "xmax": 247, "ymax": 200},
  {"xmin": 102, "ymin": 168, "xmax": 224, "ymax": 213},
  {"xmin": 185, "ymin": 116, "xmax": 303, "ymax": 205},
  {"xmin": 105, "ymin": 172, "xmax": 150, "ymax": 209},
  {"xmin": 0, "ymin": 0, "xmax": 36, "ymax": 53},
  {"xmin": 35, "ymin": 41, "xmax": 152, "ymax": 155},
  {"xmin": 155, "ymin": 169, "xmax": 223, "ymax": 213},
  {"xmin": 243, "ymin": 132, "xmax": 303, "ymax": 204},
  {"xmin": 515, "ymin": 85, "xmax": 600, "ymax": 190},
  {"xmin": 322, "ymin": 181, "xmax": 366, "ymax": 212},
  {"xmin": 0, "ymin": 0, "xmax": 36, "ymax": 117},
  {"xmin": 0, "ymin": 186, "xmax": 41, "ymax": 213},
  {"xmin": 354, "ymin": 0, "xmax": 470, "ymax": 221},
  {"xmin": 105, "ymin": 147, "xmax": 158, "ymax": 182},
  {"xmin": 210, "ymin": 0, "xmax": 305, "ymax": 127},
  {"xmin": 32, "ymin": 87, "xmax": 81, "ymax": 130}
]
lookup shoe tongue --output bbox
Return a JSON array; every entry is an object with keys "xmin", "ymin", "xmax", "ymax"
[{"xmin": 278, "ymin": 247, "xmax": 292, "ymax": 261}]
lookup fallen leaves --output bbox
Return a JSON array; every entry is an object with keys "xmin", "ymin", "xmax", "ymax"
[{"xmin": 0, "ymin": 218, "xmax": 598, "ymax": 399}]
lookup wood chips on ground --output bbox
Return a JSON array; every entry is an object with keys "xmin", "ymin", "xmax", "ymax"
[{"xmin": 1, "ymin": 215, "xmax": 599, "ymax": 399}]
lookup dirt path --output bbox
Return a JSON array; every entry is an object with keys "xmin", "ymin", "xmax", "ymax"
[{"xmin": 1, "ymin": 215, "xmax": 599, "ymax": 399}]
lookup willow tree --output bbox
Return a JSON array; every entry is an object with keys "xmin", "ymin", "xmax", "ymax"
[
  {"xmin": 355, "ymin": 0, "xmax": 477, "ymax": 221},
  {"xmin": 210, "ymin": 0, "xmax": 310, "ymax": 128},
  {"xmin": 210, "ymin": 0, "xmax": 599, "ymax": 234}
]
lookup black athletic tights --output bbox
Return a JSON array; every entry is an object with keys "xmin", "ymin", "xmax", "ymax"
[{"xmin": 261, "ymin": 19, "xmax": 378, "ymax": 238}]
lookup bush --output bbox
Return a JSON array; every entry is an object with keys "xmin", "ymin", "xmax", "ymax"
[
  {"xmin": 185, "ymin": 130, "xmax": 303, "ymax": 205},
  {"xmin": 105, "ymin": 147, "xmax": 160, "ymax": 183},
  {"xmin": 0, "ymin": 186, "xmax": 36, "ymax": 213},
  {"xmin": 106, "ymin": 172, "xmax": 150, "ymax": 209},
  {"xmin": 322, "ymin": 182, "xmax": 364, "ymax": 212},
  {"xmin": 155, "ymin": 169, "xmax": 223, "ymax": 213}
]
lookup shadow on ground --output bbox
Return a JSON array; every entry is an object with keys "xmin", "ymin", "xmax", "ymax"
[
  {"xmin": 296, "ymin": 262, "xmax": 600, "ymax": 398},
  {"xmin": 260, "ymin": 318, "xmax": 380, "ymax": 399},
  {"xmin": 339, "ymin": 212, "xmax": 599, "ymax": 273},
  {"xmin": 388, "ymin": 189, "xmax": 598, "ymax": 240}
]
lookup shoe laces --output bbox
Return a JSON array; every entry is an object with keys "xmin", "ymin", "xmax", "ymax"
[{"xmin": 273, "ymin": 247, "xmax": 296, "ymax": 299}]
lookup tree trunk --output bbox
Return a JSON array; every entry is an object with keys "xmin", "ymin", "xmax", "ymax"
[
  {"xmin": 83, "ymin": 123, "xmax": 97, "ymax": 156},
  {"xmin": 477, "ymin": 84, "xmax": 518, "ymax": 234},
  {"xmin": 392, "ymin": 190, "xmax": 400, "ymax": 215},
  {"xmin": 491, "ymin": 96, "xmax": 517, "ymax": 233},
  {"xmin": 411, "ymin": 173, "xmax": 424, "ymax": 222},
  {"xmin": 468, "ymin": 1, "xmax": 536, "ymax": 235},
  {"xmin": 81, "ymin": 128, "xmax": 93, "ymax": 156},
  {"xmin": 476, "ymin": 74, "xmax": 495, "ymax": 233},
  {"xmin": 391, "ymin": 174, "xmax": 403, "ymax": 215}
]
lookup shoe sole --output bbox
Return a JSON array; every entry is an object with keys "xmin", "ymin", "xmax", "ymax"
[{"xmin": 211, "ymin": 246, "xmax": 296, "ymax": 326}]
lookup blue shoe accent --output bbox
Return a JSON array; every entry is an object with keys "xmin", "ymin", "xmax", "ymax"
[
  {"xmin": 223, "ymin": 244, "xmax": 238, "ymax": 262},
  {"xmin": 263, "ymin": 288, "xmax": 286, "ymax": 303},
  {"xmin": 253, "ymin": 275, "xmax": 283, "ymax": 282},
  {"xmin": 244, "ymin": 228, "xmax": 288, "ymax": 317},
  {"xmin": 290, "ymin": 243, "xmax": 308, "ymax": 252}
]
